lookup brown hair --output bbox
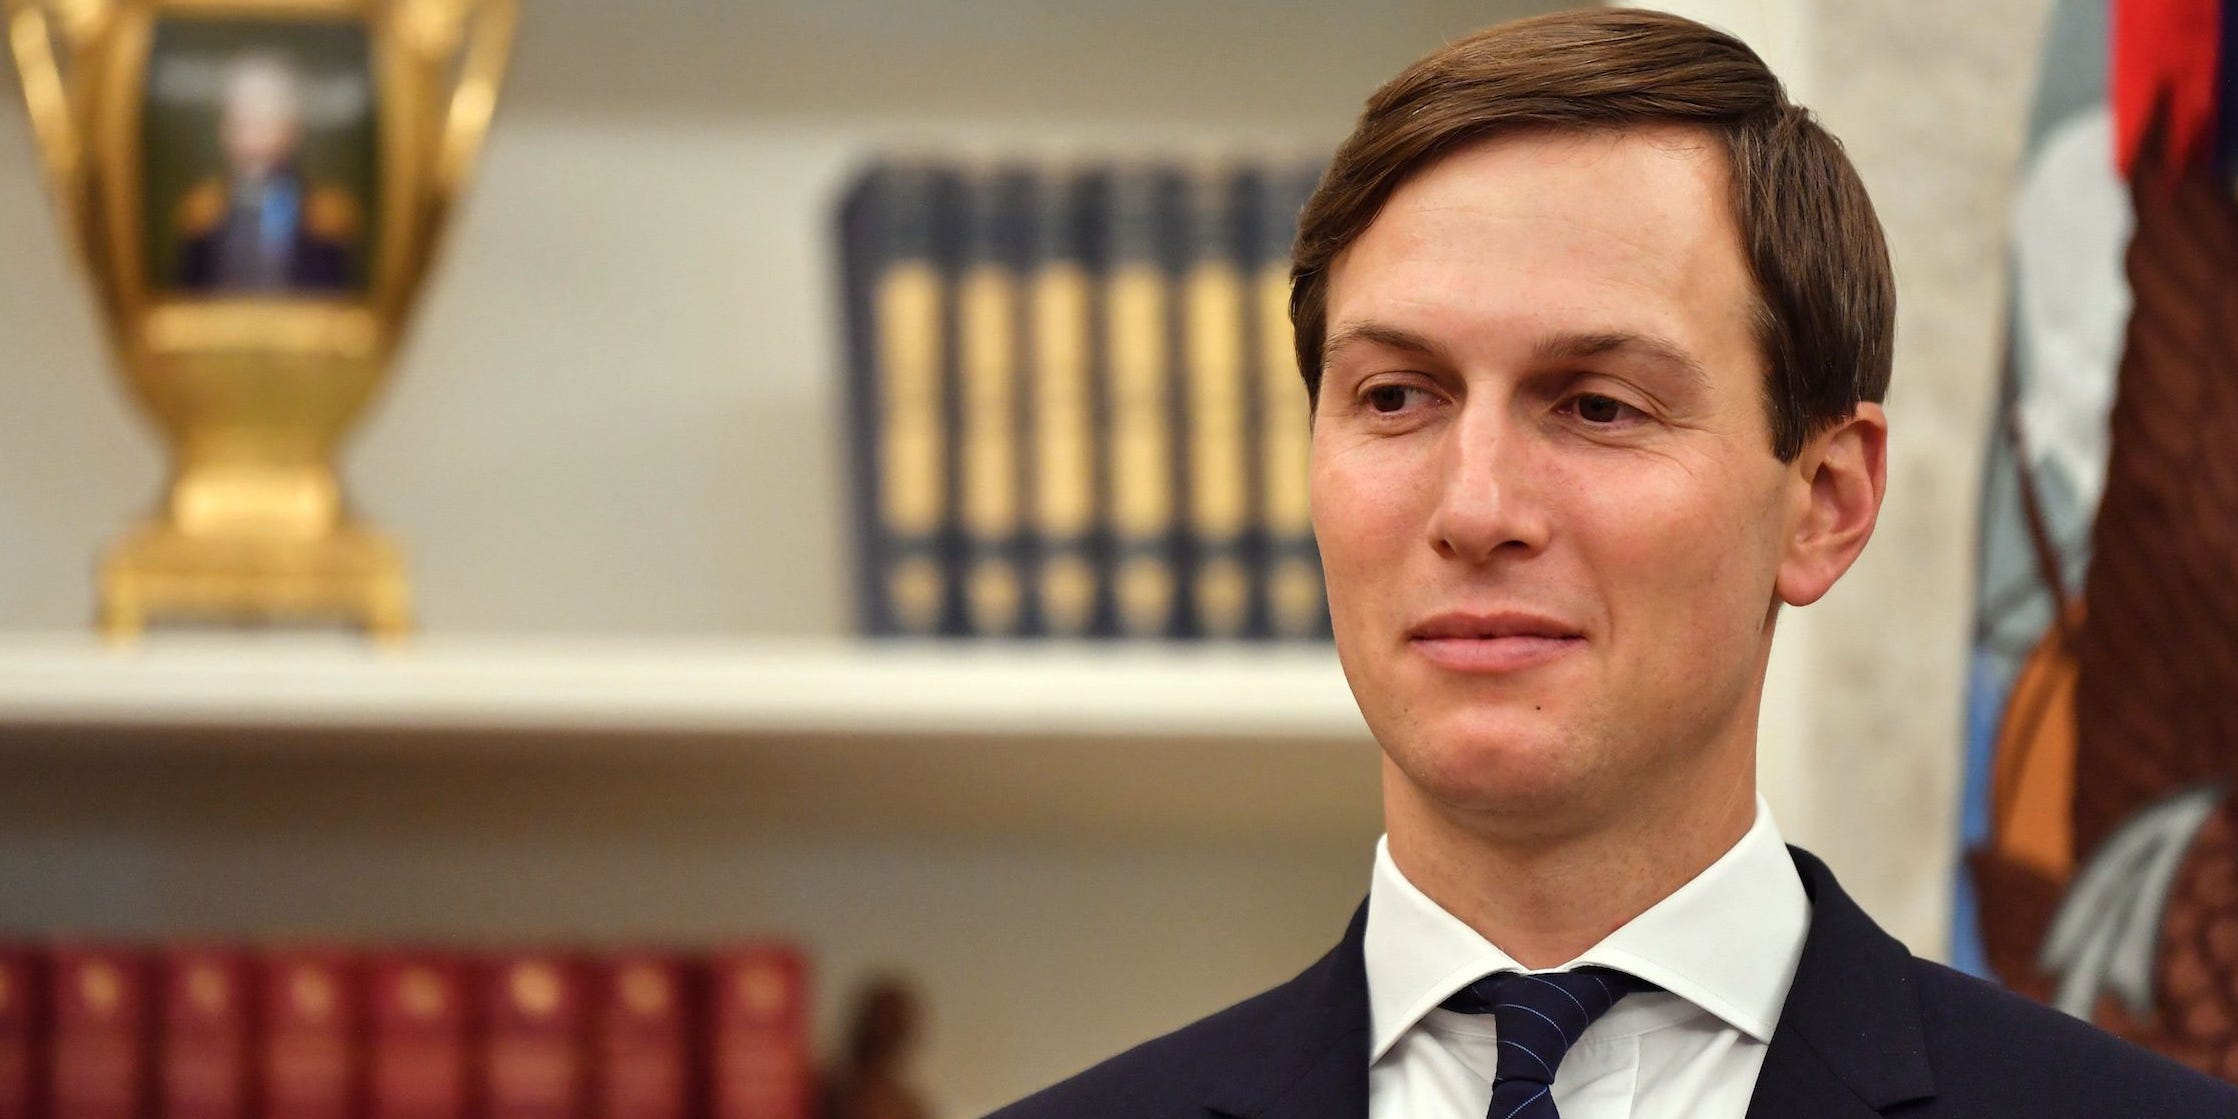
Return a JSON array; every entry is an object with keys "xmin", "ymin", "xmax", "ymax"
[{"xmin": 1290, "ymin": 9, "xmax": 1893, "ymax": 461}]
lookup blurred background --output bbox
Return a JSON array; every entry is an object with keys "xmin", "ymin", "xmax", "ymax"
[{"xmin": 0, "ymin": 0, "xmax": 2055, "ymax": 1112}]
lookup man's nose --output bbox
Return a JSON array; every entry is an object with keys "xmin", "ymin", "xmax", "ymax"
[{"xmin": 1425, "ymin": 402, "xmax": 1550, "ymax": 564}]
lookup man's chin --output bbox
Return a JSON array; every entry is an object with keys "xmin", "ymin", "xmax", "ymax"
[{"xmin": 1383, "ymin": 714, "xmax": 1600, "ymax": 819}]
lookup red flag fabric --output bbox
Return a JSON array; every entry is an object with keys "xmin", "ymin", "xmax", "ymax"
[{"xmin": 2114, "ymin": 0, "xmax": 2224, "ymax": 175}]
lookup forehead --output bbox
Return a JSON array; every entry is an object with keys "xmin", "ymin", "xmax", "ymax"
[{"xmin": 1325, "ymin": 124, "xmax": 1760, "ymax": 377}]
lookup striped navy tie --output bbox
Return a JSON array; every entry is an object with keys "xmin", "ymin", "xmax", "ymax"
[{"xmin": 1438, "ymin": 967, "xmax": 1654, "ymax": 1119}]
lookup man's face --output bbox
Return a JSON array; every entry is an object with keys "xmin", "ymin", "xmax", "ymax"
[
  {"xmin": 220, "ymin": 68, "xmax": 303, "ymax": 180},
  {"xmin": 1312, "ymin": 125, "xmax": 1801, "ymax": 836}
]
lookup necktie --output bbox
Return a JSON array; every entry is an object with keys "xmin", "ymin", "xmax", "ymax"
[{"xmin": 1438, "ymin": 967, "xmax": 1654, "ymax": 1119}]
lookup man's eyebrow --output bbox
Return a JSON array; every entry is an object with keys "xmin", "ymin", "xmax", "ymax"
[
  {"xmin": 1320, "ymin": 322, "xmax": 1444, "ymax": 366},
  {"xmin": 1534, "ymin": 330, "xmax": 1709, "ymax": 387}
]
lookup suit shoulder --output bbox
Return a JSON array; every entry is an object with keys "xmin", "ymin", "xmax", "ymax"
[
  {"xmin": 1906, "ymin": 958, "xmax": 2238, "ymax": 1114},
  {"xmin": 983, "ymin": 981, "xmax": 1302, "ymax": 1119}
]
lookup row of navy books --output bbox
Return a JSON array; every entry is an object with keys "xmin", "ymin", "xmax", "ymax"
[
  {"xmin": 839, "ymin": 158, "xmax": 1335, "ymax": 641},
  {"xmin": 0, "ymin": 941, "xmax": 809, "ymax": 1119}
]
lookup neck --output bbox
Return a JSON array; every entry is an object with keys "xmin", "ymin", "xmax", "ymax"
[{"xmin": 1382, "ymin": 746, "xmax": 1757, "ymax": 969}]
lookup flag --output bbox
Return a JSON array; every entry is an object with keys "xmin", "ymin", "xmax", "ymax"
[{"xmin": 1963, "ymin": 0, "xmax": 2238, "ymax": 1083}]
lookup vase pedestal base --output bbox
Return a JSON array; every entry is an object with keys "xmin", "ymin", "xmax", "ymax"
[{"xmin": 98, "ymin": 522, "xmax": 413, "ymax": 641}]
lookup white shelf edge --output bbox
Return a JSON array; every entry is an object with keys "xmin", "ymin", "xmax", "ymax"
[{"xmin": 0, "ymin": 632, "xmax": 1373, "ymax": 742}]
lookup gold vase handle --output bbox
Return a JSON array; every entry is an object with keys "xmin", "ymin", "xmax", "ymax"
[
  {"xmin": 431, "ymin": 0, "xmax": 514, "ymax": 199},
  {"xmin": 388, "ymin": 0, "xmax": 515, "ymax": 313},
  {"xmin": 4, "ymin": 0, "xmax": 113, "ymax": 242}
]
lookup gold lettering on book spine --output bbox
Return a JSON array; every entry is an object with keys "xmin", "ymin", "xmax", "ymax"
[
  {"xmin": 1258, "ymin": 265, "xmax": 1319, "ymax": 636},
  {"xmin": 959, "ymin": 262, "xmax": 1022, "ymax": 634},
  {"xmin": 1185, "ymin": 259, "xmax": 1249, "ymax": 636},
  {"xmin": 1108, "ymin": 264, "xmax": 1172, "ymax": 635},
  {"xmin": 877, "ymin": 261, "xmax": 946, "ymax": 632},
  {"xmin": 1030, "ymin": 261, "xmax": 1096, "ymax": 634}
]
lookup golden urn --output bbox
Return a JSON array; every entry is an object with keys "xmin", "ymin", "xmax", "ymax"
[{"xmin": 5, "ymin": 0, "xmax": 516, "ymax": 638}]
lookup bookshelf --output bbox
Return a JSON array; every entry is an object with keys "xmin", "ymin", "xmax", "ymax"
[{"xmin": 0, "ymin": 633, "xmax": 1386, "ymax": 1114}]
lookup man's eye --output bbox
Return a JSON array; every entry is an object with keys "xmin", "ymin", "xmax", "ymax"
[
  {"xmin": 1572, "ymin": 393, "xmax": 1636, "ymax": 425},
  {"xmin": 1366, "ymin": 385, "xmax": 1418, "ymax": 413}
]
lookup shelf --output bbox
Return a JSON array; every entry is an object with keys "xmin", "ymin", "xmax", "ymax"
[
  {"xmin": 0, "ymin": 632, "xmax": 1371, "ymax": 743},
  {"xmin": 0, "ymin": 632, "xmax": 1383, "ymax": 849}
]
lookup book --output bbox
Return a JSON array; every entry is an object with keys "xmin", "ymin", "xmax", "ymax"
[
  {"xmin": 842, "ymin": 163, "xmax": 961, "ymax": 637},
  {"xmin": 257, "ymin": 949, "xmax": 360, "ymax": 1119},
  {"xmin": 955, "ymin": 167, "xmax": 1032, "ymax": 636},
  {"xmin": 0, "ymin": 947, "xmax": 45, "ymax": 1119},
  {"xmin": 4, "ymin": 941, "xmax": 829, "ymax": 1119},
  {"xmin": 481, "ymin": 953, "xmax": 584, "ymax": 1119},
  {"xmin": 50, "ymin": 945, "xmax": 149, "ymax": 1119},
  {"xmin": 1022, "ymin": 164, "xmax": 1105, "ymax": 637},
  {"xmin": 366, "ymin": 953, "xmax": 470, "ymax": 1119},
  {"xmin": 588, "ymin": 954, "xmax": 692, "ymax": 1119},
  {"xmin": 841, "ymin": 156, "xmax": 1333, "ymax": 642},
  {"xmin": 1102, "ymin": 166, "xmax": 1182, "ymax": 638},
  {"xmin": 1180, "ymin": 165, "xmax": 1254, "ymax": 639},
  {"xmin": 708, "ymin": 945, "xmax": 808, "ymax": 1119},
  {"xmin": 155, "ymin": 946, "xmax": 248, "ymax": 1119},
  {"xmin": 1252, "ymin": 163, "xmax": 1328, "ymax": 639}
]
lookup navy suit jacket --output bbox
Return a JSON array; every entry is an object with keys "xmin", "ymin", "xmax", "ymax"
[{"xmin": 989, "ymin": 847, "xmax": 2238, "ymax": 1118}]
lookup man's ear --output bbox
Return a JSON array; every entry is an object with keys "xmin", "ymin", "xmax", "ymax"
[{"xmin": 1774, "ymin": 402, "xmax": 1887, "ymax": 608}]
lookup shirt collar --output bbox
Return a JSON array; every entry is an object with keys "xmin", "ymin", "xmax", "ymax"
[{"xmin": 1364, "ymin": 798, "xmax": 1810, "ymax": 1062}]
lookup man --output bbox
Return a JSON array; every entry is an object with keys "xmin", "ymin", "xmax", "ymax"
[
  {"xmin": 176, "ymin": 53, "xmax": 359, "ymax": 295},
  {"xmin": 991, "ymin": 10, "xmax": 2238, "ymax": 1119}
]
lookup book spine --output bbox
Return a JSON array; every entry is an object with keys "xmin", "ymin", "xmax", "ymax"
[
  {"xmin": 587, "ymin": 955, "xmax": 691, "ymax": 1119},
  {"xmin": 481, "ymin": 954, "xmax": 584, "ymax": 1119},
  {"xmin": 366, "ymin": 955, "xmax": 469, "ymax": 1119},
  {"xmin": 1102, "ymin": 167, "xmax": 1181, "ymax": 638},
  {"xmin": 955, "ymin": 168, "xmax": 1031, "ymax": 636},
  {"xmin": 0, "ymin": 948, "xmax": 47, "ymax": 1119},
  {"xmin": 155, "ymin": 948, "xmax": 248, "ymax": 1119},
  {"xmin": 1252, "ymin": 163, "xmax": 1328, "ymax": 639},
  {"xmin": 51, "ymin": 945, "xmax": 149, "ymax": 1119},
  {"xmin": 707, "ymin": 946, "xmax": 808, "ymax": 1119},
  {"xmin": 842, "ymin": 163, "xmax": 959, "ymax": 636},
  {"xmin": 257, "ymin": 950, "xmax": 360, "ymax": 1119},
  {"xmin": 1024, "ymin": 166, "xmax": 1104, "ymax": 637},
  {"xmin": 1180, "ymin": 165, "xmax": 1254, "ymax": 639}
]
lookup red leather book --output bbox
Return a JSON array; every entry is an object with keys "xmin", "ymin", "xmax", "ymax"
[
  {"xmin": 707, "ymin": 946, "xmax": 808, "ymax": 1119},
  {"xmin": 480, "ymin": 954, "xmax": 584, "ymax": 1119},
  {"xmin": 156, "ymin": 947, "xmax": 249, "ymax": 1119},
  {"xmin": 51, "ymin": 945, "xmax": 150, "ymax": 1119},
  {"xmin": 257, "ymin": 950, "xmax": 359, "ymax": 1119},
  {"xmin": 366, "ymin": 954, "xmax": 470, "ymax": 1119},
  {"xmin": 587, "ymin": 955, "xmax": 692, "ymax": 1119},
  {"xmin": 0, "ymin": 947, "xmax": 48, "ymax": 1119}
]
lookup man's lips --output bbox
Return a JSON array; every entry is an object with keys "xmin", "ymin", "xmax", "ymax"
[{"xmin": 1407, "ymin": 611, "xmax": 1585, "ymax": 673}]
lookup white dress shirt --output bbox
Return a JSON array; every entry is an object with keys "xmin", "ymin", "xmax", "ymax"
[{"xmin": 1365, "ymin": 800, "xmax": 1810, "ymax": 1119}]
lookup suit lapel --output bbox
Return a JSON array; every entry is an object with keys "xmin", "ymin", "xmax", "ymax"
[
  {"xmin": 1744, "ymin": 1026, "xmax": 1894, "ymax": 1119},
  {"xmin": 1204, "ymin": 902, "xmax": 1371, "ymax": 1119},
  {"xmin": 1745, "ymin": 847, "xmax": 1937, "ymax": 1119}
]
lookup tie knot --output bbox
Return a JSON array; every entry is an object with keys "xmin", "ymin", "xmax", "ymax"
[{"xmin": 1438, "ymin": 967, "xmax": 1653, "ymax": 1088}]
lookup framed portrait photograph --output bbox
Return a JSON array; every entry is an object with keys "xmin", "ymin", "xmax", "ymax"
[{"xmin": 140, "ymin": 16, "xmax": 378, "ymax": 298}]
